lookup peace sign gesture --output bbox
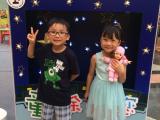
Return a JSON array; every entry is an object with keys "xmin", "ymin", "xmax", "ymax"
[{"xmin": 27, "ymin": 27, "xmax": 39, "ymax": 44}]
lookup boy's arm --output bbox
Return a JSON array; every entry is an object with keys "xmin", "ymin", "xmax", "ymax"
[
  {"xmin": 84, "ymin": 54, "xmax": 96, "ymax": 101},
  {"xmin": 27, "ymin": 43, "xmax": 35, "ymax": 58},
  {"xmin": 70, "ymin": 74, "xmax": 79, "ymax": 81},
  {"xmin": 69, "ymin": 50, "xmax": 80, "ymax": 81},
  {"xmin": 27, "ymin": 27, "xmax": 39, "ymax": 58}
]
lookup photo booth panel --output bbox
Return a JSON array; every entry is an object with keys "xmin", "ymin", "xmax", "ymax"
[{"xmin": 8, "ymin": 0, "xmax": 160, "ymax": 119}]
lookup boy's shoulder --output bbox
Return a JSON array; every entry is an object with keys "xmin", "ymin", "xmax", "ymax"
[
  {"xmin": 38, "ymin": 44, "xmax": 51, "ymax": 51},
  {"xmin": 44, "ymin": 44, "xmax": 52, "ymax": 49},
  {"xmin": 65, "ymin": 47, "xmax": 75, "ymax": 55}
]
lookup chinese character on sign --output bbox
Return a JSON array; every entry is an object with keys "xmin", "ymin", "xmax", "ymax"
[
  {"xmin": 125, "ymin": 95, "xmax": 139, "ymax": 117},
  {"xmin": 25, "ymin": 89, "xmax": 42, "ymax": 119},
  {"xmin": 70, "ymin": 94, "xmax": 82, "ymax": 113}
]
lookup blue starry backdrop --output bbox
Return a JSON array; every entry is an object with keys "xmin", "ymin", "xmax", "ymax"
[{"xmin": 8, "ymin": 0, "xmax": 160, "ymax": 102}]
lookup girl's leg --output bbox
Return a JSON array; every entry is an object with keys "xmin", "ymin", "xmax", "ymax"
[
  {"xmin": 54, "ymin": 105, "xmax": 71, "ymax": 120},
  {"xmin": 41, "ymin": 102, "xmax": 54, "ymax": 120}
]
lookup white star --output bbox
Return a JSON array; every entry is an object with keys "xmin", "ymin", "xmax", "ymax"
[
  {"xmin": 124, "ymin": 46, "xmax": 128, "ymax": 49},
  {"xmin": 19, "ymin": 72, "xmax": 24, "ymax": 77},
  {"xmin": 75, "ymin": 17, "xmax": 79, "ymax": 22},
  {"xmin": 124, "ymin": 0, "xmax": 130, "ymax": 7},
  {"xmin": 143, "ymin": 48, "xmax": 150, "ymax": 54},
  {"xmin": 38, "ymin": 70, "xmax": 41, "ymax": 74},
  {"xmin": 32, "ymin": 0, "xmax": 40, "ymax": 7},
  {"xmin": 16, "ymin": 43, "xmax": 23, "ymax": 51},
  {"xmin": 14, "ymin": 15, "xmax": 21, "ymax": 24},
  {"xmin": 146, "ymin": 23, "xmax": 154, "ymax": 32},
  {"xmin": 69, "ymin": 42, "xmax": 73, "ymax": 47},
  {"xmin": 113, "ymin": 20, "xmax": 118, "ymax": 24},
  {"xmin": 94, "ymin": 1, "xmax": 102, "ymax": 9},
  {"xmin": 82, "ymin": 17, "xmax": 86, "ymax": 21},
  {"xmin": 38, "ymin": 21, "xmax": 43, "ymax": 26},
  {"xmin": 66, "ymin": 0, "xmax": 73, "ymax": 6},
  {"xmin": 95, "ymin": 43, "xmax": 99, "ymax": 47},
  {"xmin": 85, "ymin": 47, "xmax": 90, "ymax": 52},
  {"xmin": 17, "ymin": 65, "xmax": 24, "ymax": 77},
  {"xmin": 140, "ymin": 70, "xmax": 145, "ymax": 76}
]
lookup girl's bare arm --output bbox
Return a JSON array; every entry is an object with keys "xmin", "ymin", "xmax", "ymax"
[{"xmin": 84, "ymin": 54, "xmax": 96, "ymax": 100}]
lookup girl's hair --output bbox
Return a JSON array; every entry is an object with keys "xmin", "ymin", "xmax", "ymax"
[
  {"xmin": 101, "ymin": 23, "xmax": 121, "ymax": 40},
  {"xmin": 47, "ymin": 17, "xmax": 70, "ymax": 33}
]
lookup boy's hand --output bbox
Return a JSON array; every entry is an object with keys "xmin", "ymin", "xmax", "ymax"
[{"xmin": 27, "ymin": 27, "xmax": 39, "ymax": 44}]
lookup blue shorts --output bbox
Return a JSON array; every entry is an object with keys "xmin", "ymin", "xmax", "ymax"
[{"xmin": 41, "ymin": 103, "xmax": 71, "ymax": 120}]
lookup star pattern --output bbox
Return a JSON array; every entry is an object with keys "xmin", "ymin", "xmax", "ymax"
[
  {"xmin": 32, "ymin": 0, "xmax": 40, "ymax": 7},
  {"xmin": 66, "ymin": 0, "xmax": 73, "ymax": 6},
  {"xmin": 124, "ymin": 0, "xmax": 130, "ymax": 7},
  {"xmin": 94, "ymin": 1, "xmax": 102, "ymax": 9},
  {"xmin": 146, "ymin": 23, "xmax": 154, "ymax": 32},
  {"xmin": 143, "ymin": 48, "xmax": 150, "ymax": 54},
  {"xmin": 14, "ymin": 15, "xmax": 21, "ymax": 24},
  {"xmin": 16, "ymin": 43, "xmax": 23, "ymax": 51}
]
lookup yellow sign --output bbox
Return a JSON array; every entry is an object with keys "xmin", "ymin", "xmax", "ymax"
[{"xmin": 0, "ymin": 9, "xmax": 9, "ymax": 29}]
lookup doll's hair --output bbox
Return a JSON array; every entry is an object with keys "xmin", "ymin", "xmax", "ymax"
[{"xmin": 115, "ymin": 46, "xmax": 125, "ymax": 55}]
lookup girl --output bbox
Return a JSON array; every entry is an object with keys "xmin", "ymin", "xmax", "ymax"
[{"xmin": 84, "ymin": 23, "xmax": 126, "ymax": 120}]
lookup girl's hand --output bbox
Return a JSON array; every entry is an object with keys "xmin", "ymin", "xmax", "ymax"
[
  {"xmin": 84, "ymin": 91, "xmax": 89, "ymax": 102},
  {"xmin": 111, "ymin": 59, "xmax": 125, "ymax": 74},
  {"xmin": 111, "ymin": 59, "xmax": 126, "ymax": 83},
  {"xmin": 27, "ymin": 27, "xmax": 39, "ymax": 44}
]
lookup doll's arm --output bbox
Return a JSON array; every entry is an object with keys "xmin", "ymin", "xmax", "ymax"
[{"xmin": 122, "ymin": 56, "xmax": 132, "ymax": 65}]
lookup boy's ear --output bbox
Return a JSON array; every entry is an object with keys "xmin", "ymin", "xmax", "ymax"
[
  {"xmin": 44, "ymin": 33, "xmax": 50, "ymax": 43},
  {"xmin": 66, "ymin": 34, "xmax": 70, "ymax": 41}
]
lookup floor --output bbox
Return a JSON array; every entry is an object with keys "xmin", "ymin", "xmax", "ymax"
[
  {"xmin": 147, "ymin": 83, "xmax": 160, "ymax": 120},
  {"xmin": 16, "ymin": 101, "xmax": 147, "ymax": 120},
  {"xmin": 146, "ymin": 63, "xmax": 160, "ymax": 120},
  {"xmin": 0, "ymin": 44, "xmax": 16, "ymax": 120}
]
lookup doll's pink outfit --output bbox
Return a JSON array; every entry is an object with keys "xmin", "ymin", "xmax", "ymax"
[{"xmin": 103, "ymin": 46, "xmax": 129, "ymax": 82}]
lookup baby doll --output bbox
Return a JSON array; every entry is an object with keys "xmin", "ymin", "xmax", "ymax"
[{"xmin": 103, "ymin": 46, "xmax": 131, "ymax": 82}]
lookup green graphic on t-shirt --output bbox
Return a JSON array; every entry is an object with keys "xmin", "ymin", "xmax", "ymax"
[{"xmin": 44, "ymin": 59, "xmax": 61, "ymax": 89}]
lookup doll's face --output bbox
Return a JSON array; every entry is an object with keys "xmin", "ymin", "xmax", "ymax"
[{"xmin": 114, "ymin": 52, "xmax": 122, "ymax": 60}]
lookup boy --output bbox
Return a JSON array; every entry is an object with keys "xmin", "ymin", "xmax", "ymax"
[{"xmin": 27, "ymin": 18, "xmax": 80, "ymax": 120}]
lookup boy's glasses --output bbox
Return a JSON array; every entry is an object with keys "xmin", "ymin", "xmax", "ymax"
[{"xmin": 47, "ymin": 31, "xmax": 68, "ymax": 37}]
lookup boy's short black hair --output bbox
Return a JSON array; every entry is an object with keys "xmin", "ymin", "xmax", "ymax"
[
  {"xmin": 47, "ymin": 17, "xmax": 70, "ymax": 33},
  {"xmin": 102, "ymin": 23, "xmax": 121, "ymax": 40}
]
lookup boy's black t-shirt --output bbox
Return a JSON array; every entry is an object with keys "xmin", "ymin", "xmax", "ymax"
[{"xmin": 35, "ymin": 44, "xmax": 80, "ymax": 106}]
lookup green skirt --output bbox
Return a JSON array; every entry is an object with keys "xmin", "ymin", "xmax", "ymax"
[{"xmin": 86, "ymin": 77, "xmax": 126, "ymax": 120}]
